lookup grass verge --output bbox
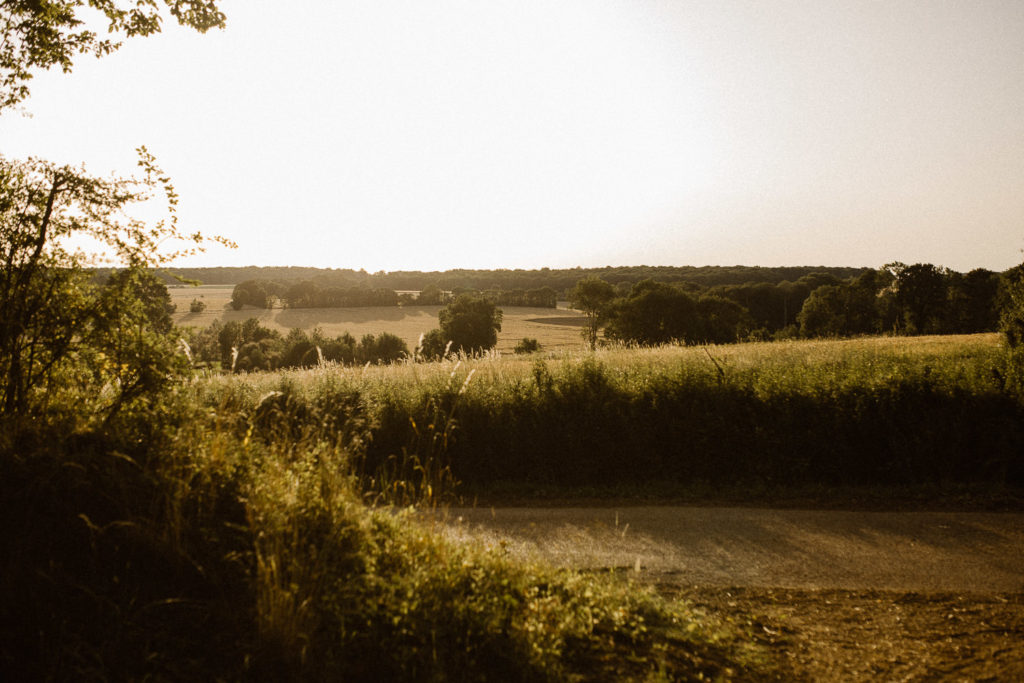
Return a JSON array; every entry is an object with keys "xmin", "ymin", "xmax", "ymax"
[{"xmin": 0, "ymin": 390, "xmax": 767, "ymax": 681}]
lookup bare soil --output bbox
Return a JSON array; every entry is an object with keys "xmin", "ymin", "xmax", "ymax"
[
  {"xmin": 671, "ymin": 586, "xmax": 1024, "ymax": 681},
  {"xmin": 431, "ymin": 506, "xmax": 1024, "ymax": 680}
]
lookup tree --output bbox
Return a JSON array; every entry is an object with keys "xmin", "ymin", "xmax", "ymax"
[
  {"xmin": 90, "ymin": 268, "xmax": 187, "ymax": 412},
  {"xmin": 183, "ymin": 319, "xmax": 222, "ymax": 366},
  {"xmin": 232, "ymin": 279, "xmax": 270, "ymax": 309},
  {"xmin": 416, "ymin": 283, "xmax": 444, "ymax": 305},
  {"xmin": 1, "ymin": 0, "xmax": 226, "ymax": 112},
  {"xmin": 886, "ymin": 262, "xmax": 948, "ymax": 334},
  {"xmin": 437, "ymin": 294, "xmax": 502, "ymax": 355},
  {"xmin": 945, "ymin": 268, "xmax": 1000, "ymax": 334},
  {"xmin": 696, "ymin": 295, "xmax": 750, "ymax": 344},
  {"xmin": 280, "ymin": 328, "xmax": 316, "ymax": 368},
  {"xmin": 999, "ymin": 264, "xmax": 1024, "ymax": 347},
  {"xmin": 418, "ymin": 328, "xmax": 449, "ymax": 361},
  {"xmin": 1, "ymin": 1, "xmax": 232, "ymax": 413},
  {"xmin": 356, "ymin": 332, "xmax": 409, "ymax": 364},
  {"xmin": 216, "ymin": 317, "xmax": 279, "ymax": 371},
  {"xmin": 0, "ymin": 151, "xmax": 229, "ymax": 415},
  {"xmin": 604, "ymin": 280, "xmax": 700, "ymax": 346},
  {"xmin": 569, "ymin": 277, "xmax": 615, "ymax": 350},
  {"xmin": 318, "ymin": 330, "xmax": 357, "ymax": 365},
  {"xmin": 797, "ymin": 281, "xmax": 880, "ymax": 338}
]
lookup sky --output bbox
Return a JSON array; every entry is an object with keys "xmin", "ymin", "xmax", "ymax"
[{"xmin": 2, "ymin": 0, "xmax": 1023, "ymax": 273}]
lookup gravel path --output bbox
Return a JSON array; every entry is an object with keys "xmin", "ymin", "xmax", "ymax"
[{"xmin": 430, "ymin": 506, "xmax": 1024, "ymax": 592}]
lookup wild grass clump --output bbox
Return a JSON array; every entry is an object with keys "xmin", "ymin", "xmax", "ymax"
[{"xmin": 1, "ymin": 381, "xmax": 762, "ymax": 681}]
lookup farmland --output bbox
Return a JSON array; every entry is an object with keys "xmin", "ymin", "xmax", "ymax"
[{"xmin": 169, "ymin": 285, "xmax": 588, "ymax": 353}]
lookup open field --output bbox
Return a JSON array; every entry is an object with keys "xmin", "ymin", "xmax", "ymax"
[{"xmin": 169, "ymin": 285, "xmax": 588, "ymax": 353}]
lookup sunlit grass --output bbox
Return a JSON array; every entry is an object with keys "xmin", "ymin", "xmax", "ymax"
[{"xmin": 186, "ymin": 332, "xmax": 1020, "ymax": 497}]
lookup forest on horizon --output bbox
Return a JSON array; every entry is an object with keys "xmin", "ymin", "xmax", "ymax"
[{"xmin": 147, "ymin": 264, "xmax": 872, "ymax": 290}]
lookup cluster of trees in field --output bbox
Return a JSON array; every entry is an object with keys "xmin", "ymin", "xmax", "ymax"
[
  {"xmin": 184, "ymin": 318, "xmax": 409, "ymax": 372},
  {"xmin": 796, "ymin": 263, "xmax": 1000, "ymax": 337},
  {"xmin": 712, "ymin": 263, "xmax": 1002, "ymax": 338},
  {"xmin": 479, "ymin": 286, "xmax": 557, "ymax": 308},
  {"xmin": 183, "ymin": 293, "xmax": 506, "ymax": 372},
  {"xmin": 572, "ymin": 262, "xmax": 1008, "ymax": 347}
]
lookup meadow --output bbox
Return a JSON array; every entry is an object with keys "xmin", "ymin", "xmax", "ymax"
[{"xmin": 169, "ymin": 285, "xmax": 588, "ymax": 354}]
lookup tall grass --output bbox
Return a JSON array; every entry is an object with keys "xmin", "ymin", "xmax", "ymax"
[{"xmin": 193, "ymin": 333, "xmax": 1024, "ymax": 494}]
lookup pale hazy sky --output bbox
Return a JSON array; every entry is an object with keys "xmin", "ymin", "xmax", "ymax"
[{"xmin": 3, "ymin": 0, "xmax": 1023, "ymax": 272}]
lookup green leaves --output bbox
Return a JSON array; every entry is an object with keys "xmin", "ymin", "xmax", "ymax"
[
  {"xmin": 437, "ymin": 293, "xmax": 503, "ymax": 356},
  {"xmin": 0, "ymin": 150, "xmax": 230, "ymax": 416},
  {"xmin": 0, "ymin": 1, "xmax": 226, "ymax": 112}
]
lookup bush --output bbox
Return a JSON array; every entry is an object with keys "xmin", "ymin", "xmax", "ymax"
[
  {"xmin": 514, "ymin": 337, "xmax": 541, "ymax": 354},
  {"xmin": 356, "ymin": 332, "xmax": 408, "ymax": 364},
  {"xmin": 418, "ymin": 328, "xmax": 449, "ymax": 360}
]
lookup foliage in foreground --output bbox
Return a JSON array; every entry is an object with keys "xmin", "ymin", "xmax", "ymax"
[
  {"xmin": 0, "ymin": 392, "xmax": 761, "ymax": 681},
  {"xmin": 0, "ymin": 150, "xmax": 232, "ymax": 419}
]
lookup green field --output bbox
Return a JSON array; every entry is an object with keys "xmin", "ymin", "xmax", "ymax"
[{"xmin": 169, "ymin": 285, "xmax": 588, "ymax": 353}]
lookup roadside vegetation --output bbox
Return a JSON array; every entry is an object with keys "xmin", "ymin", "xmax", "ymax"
[{"xmin": 2, "ymin": 386, "xmax": 764, "ymax": 680}]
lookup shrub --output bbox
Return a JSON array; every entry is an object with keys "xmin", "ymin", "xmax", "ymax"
[
  {"xmin": 418, "ymin": 328, "xmax": 449, "ymax": 361},
  {"xmin": 356, "ymin": 332, "xmax": 408, "ymax": 365},
  {"xmin": 514, "ymin": 337, "xmax": 541, "ymax": 354}
]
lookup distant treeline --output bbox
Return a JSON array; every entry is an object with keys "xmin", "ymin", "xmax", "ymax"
[
  {"xmin": 148, "ymin": 264, "xmax": 870, "ymax": 291},
  {"xmin": 190, "ymin": 262, "xmax": 1005, "ymax": 341},
  {"xmin": 225, "ymin": 278, "xmax": 558, "ymax": 310},
  {"xmin": 596, "ymin": 263, "xmax": 1005, "ymax": 343}
]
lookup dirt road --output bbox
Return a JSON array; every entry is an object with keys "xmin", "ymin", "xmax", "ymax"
[
  {"xmin": 428, "ymin": 506, "xmax": 1024, "ymax": 678},
  {"xmin": 433, "ymin": 506, "xmax": 1024, "ymax": 592}
]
